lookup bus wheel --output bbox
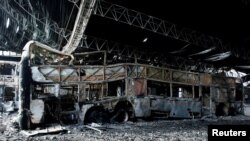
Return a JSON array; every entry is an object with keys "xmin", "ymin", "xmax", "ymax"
[
  {"xmin": 111, "ymin": 108, "xmax": 129, "ymax": 123},
  {"xmin": 84, "ymin": 108, "xmax": 108, "ymax": 124}
]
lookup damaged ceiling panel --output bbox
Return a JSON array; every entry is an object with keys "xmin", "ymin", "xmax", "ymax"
[
  {"xmin": 189, "ymin": 47, "xmax": 216, "ymax": 57},
  {"xmin": 204, "ymin": 51, "xmax": 231, "ymax": 62}
]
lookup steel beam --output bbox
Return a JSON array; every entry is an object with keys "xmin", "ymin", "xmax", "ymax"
[
  {"xmin": 93, "ymin": 0, "xmax": 250, "ymax": 61},
  {"xmin": 76, "ymin": 36, "xmax": 215, "ymax": 72},
  {"xmin": 62, "ymin": 0, "xmax": 96, "ymax": 54}
]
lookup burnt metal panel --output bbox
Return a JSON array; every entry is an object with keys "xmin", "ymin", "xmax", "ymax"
[
  {"xmin": 0, "ymin": 75, "xmax": 18, "ymax": 86},
  {"xmin": 30, "ymin": 100, "xmax": 44, "ymax": 124},
  {"xmin": 151, "ymin": 98, "xmax": 202, "ymax": 118},
  {"xmin": 132, "ymin": 97, "xmax": 151, "ymax": 117},
  {"xmin": 172, "ymin": 71, "xmax": 199, "ymax": 84},
  {"xmin": 126, "ymin": 78, "xmax": 147, "ymax": 96},
  {"xmin": 200, "ymin": 74, "xmax": 212, "ymax": 85},
  {"xmin": 244, "ymin": 104, "xmax": 250, "ymax": 116},
  {"xmin": 212, "ymin": 76, "xmax": 236, "ymax": 87}
]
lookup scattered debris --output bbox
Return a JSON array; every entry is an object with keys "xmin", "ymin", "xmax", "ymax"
[
  {"xmin": 20, "ymin": 125, "xmax": 67, "ymax": 137},
  {"xmin": 2, "ymin": 101, "xmax": 15, "ymax": 112},
  {"xmin": 85, "ymin": 125, "xmax": 102, "ymax": 134},
  {"xmin": 106, "ymin": 124, "xmax": 132, "ymax": 130},
  {"xmin": 89, "ymin": 123, "xmax": 102, "ymax": 128},
  {"xmin": 0, "ymin": 110, "xmax": 6, "ymax": 133},
  {"xmin": 85, "ymin": 123, "xmax": 103, "ymax": 134},
  {"xmin": 1, "ymin": 112, "xmax": 250, "ymax": 140},
  {"xmin": 0, "ymin": 124, "xmax": 6, "ymax": 133}
]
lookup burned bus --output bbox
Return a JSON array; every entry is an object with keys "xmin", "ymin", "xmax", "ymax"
[
  {"xmin": 18, "ymin": 41, "xmax": 243, "ymax": 129},
  {"xmin": 0, "ymin": 61, "xmax": 19, "ymax": 112}
]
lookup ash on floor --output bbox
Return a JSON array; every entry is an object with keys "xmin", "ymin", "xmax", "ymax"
[{"xmin": 1, "ymin": 113, "xmax": 250, "ymax": 141}]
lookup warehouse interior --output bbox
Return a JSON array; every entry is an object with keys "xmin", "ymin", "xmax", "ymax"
[{"xmin": 1, "ymin": 0, "xmax": 250, "ymax": 140}]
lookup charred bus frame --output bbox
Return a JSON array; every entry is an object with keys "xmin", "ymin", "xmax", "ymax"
[
  {"xmin": 0, "ymin": 61, "xmax": 19, "ymax": 111},
  {"xmin": 18, "ymin": 41, "xmax": 243, "ymax": 129}
]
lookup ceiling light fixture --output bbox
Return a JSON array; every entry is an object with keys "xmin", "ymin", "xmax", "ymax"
[
  {"xmin": 16, "ymin": 26, "xmax": 19, "ymax": 33},
  {"xmin": 6, "ymin": 18, "xmax": 10, "ymax": 28}
]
